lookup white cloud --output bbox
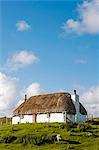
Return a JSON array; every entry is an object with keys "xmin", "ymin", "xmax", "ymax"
[
  {"xmin": 0, "ymin": 73, "xmax": 45, "ymax": 116},
  {"xmin": 18, "ymin": 82, "xmax": 46, "ymax": 106},
  {"xmin": 0, "ymin": 72, "xmax": 17, "ymax": 116},
  {"xmin": 4, "ymin": 50, "xmax": 39, "ymax": 71},
  {"xmin": 25, "ymin": 82, "xmax": 46, "ymax": 97},
  {"xmin": 16, "ymin": 20, "xmax": 31, "ymax": 31},
  {"xmin": 80, "ymin": 86, "xmax": 99, "ymax": 117},
  {"xmin": 62, "ymin": 0, "xmax": 99, "ymax": 35},
  {"xmin": 12, "ymin": 51, "xmax": 39, "ymax": 65},
  {"xmin": 75, "ymin": 59, "xmax": 87, "ymax": 64}
]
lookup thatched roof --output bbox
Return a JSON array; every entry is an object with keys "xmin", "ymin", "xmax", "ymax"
[
  {"xmin": 13, "ymin": 92, "xmax": 87, "ymax": 116},
  {"xmin": 13, "ymin": 92, "xmax": 76, "ymax": 116},
  {"xmin": 79, "ymin": 102, "xmax": 87, "ymax": 115}
]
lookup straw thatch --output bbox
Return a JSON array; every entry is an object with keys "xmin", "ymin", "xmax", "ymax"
[
  {"xmin": 13, "ymin": 92, "xmax": 76, "ymax": 116},
  {"xmin": 13, "ymin": 92, "xmax": 87, "ymax": 116}
]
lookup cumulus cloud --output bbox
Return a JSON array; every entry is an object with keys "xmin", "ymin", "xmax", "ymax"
[
  {"xmin": 0, "ymin": 72, "xmax": 17, "ymax": 116},
  {"xmin": 80, "ymin": 86, "xmax": 99, "ymax": 117},
  {"xmin": 75, "ymin": 59, "xmax": 87, "ymax": 64},
  {"xmin": 3, "ymin": 50, "xmax": 39, "ymax": 71},
  {"xmin": 0, "ymin": 73, "xmax": 45, "ymax": 116},
  {"xmin": 62, "ymin": 0, "xmax": 99, "ymax": 35},
  {"xmin": 18, "ymin": 82, "xmax": 46, "ymax": 106},
  {"xmin": 16, "ymin": 20, "xmax": 31, "ymax": 31},
  {"xmin": 24, "ymin": 82, "xmax": 46, "ymax": 97}
]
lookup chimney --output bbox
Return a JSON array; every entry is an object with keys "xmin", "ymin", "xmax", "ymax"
[
  {"xmin": 71, "ymin": 89, "xmax": 79, "ymax": 102},
  {"xmin": 71, "ymin": 90, "xmax": 79, "ymax": 122},
  {"xmin": 25, "ymin": 94, "xmax": 27, "ymax": 101},
  {"xmin": 74, "ymin": 90, "xmax": 76, "ymax": 95}
]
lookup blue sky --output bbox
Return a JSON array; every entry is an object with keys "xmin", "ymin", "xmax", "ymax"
[{"xmin": 0, "ymin": 0, "xmax": 99, "ymax": 116}]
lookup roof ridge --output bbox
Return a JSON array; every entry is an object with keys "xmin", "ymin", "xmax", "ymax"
[{"xmin": 28, "ymin": 92, "xmax": 70, "ymax": 99}]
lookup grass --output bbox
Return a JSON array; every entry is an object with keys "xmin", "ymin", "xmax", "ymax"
[{"xmin": 0, "ymin": 121, "xmax": 99, "ymax": 150}]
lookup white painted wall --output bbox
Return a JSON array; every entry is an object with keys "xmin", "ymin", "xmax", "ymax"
[
  {"xmin": 37, "ymin": 114, "xmax": 49, "ymax": 123},
  {"xmin": 37, "ymin": 113, "xmax": 65, "ymax": 123},
  {"xmin": 12, "ymin": 116, "xmax": 20, "ymax": 124},
  {"xmin": 20, "ymin": 115, "xmax": 33, "ymax": 124},
  {"xmin": 12, "ymin": 113, "xmax": 76, "ymax": 124},
  {"xmin": 36, "ymin": 113, "xmax": 75, "ymax": 123},
  {"xmin": 12, "ymin": 115, "xmax": 33, "ymax": 124},
  {"xmin": 78, "ymin": 114, "xmax": 86, "ymax": 122},
  {"xmin": 71, "ymin": 94, "xmax": 79, "ymax": 122},
  {"xmin": 12, "ymin": 113, "xmax": 85, "ymax": 124},
  {"xmin": 50, "ymin": 113, "xmax": 64, "ymax": 122},
  {"xmin": 37, "ymin": 113, "xmax": 66, "ymax": 123},
  {"xmin": 71, "ymin": 93, "xmax": 87, "ymax": 123}
]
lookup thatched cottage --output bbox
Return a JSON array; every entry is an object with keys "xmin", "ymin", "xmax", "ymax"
[{"xmin": 12, "ymin": 90, "xmax": 87, "ymax": 124}]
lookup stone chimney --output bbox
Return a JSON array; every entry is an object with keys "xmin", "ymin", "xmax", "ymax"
[
  {"xmin": 71, "ymin": 90, "xmax": 79, "ymax": 122},
  {"xmin": 74, "ymin": 89, "xmax": 76, "ymax": 95},
  {"xmin": 25, "ymin": 94, "xmax": 27, "ymax": 101},
  {"xmin": 71, "ymin": 90, "xmax": 79, "ymax": 102}
]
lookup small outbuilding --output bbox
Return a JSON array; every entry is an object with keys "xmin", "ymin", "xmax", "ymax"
[{"xmin": 12, "ymin": 90, "xmax": 87, "ymax": 124}]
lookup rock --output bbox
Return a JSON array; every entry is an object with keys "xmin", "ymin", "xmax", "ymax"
[
  {"xmin": 6, "ymin": 136, "xmax": 17, "ymax": 143},
  {"xmin": 87, "ymin": 132, "xmax": 95, "ymax": 137},
  {"xmin": 56, "ymin": 134, "xmax": 61, "ymax": 142}
]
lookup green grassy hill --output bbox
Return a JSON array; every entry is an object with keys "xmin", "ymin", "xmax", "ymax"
[{"xmin": 0, "ymin": 122, "xmax": 99, "ymax": 150}]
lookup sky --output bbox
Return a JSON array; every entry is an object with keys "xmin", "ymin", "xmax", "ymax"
[{"xmin": 0, "ymin": 0, "xmax": 99, "ymax": 117}]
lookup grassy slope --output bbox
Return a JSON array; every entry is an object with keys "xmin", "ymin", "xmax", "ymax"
[{"xmin": 0, "ymin": 123, "xmax": 99, "ymax": 150}]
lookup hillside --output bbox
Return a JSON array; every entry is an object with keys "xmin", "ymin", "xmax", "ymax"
[{"xmin": 0, "ymin": 122, "xmax": 99, "ymax": 150}]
